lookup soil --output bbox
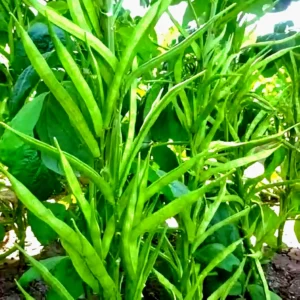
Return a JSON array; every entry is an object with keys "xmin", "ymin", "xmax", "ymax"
[
  {"xmin": 267, "ymin": 248, "xmax": 300, "ymax": 299},
  {"xmin": 0, "ymin": 242, "xmax": 63, "ymax": 299},
  {"xmin": 1, "ymin": 247, "xmax": 300, "ymax": 299}
]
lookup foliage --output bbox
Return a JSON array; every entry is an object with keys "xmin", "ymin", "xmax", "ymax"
[{"xmin": 0, "ymin": 0, "xmax": 300, "ymax": 299}]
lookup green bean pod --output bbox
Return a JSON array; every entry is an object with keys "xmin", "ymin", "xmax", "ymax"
[
  {"xmin": 16, "ymin": 245, "xmax": 74, "ymax": 300},
  {"xmin": 122, "ymin": 159, "xmax": 140, "ymax": 280},
  {"xmin": 80, "ymin": 0, "xmax": 101, "ymax": 37},
  {"xmin": 15, "ymin": 280, "xmax": 35, "ymax": 300},
  {"xmin": 119, "ymin": 70, "xmax": 206, "ymax": 189},
  {"xmin": 61, "ymin": 239, "xmax": 100, "ymax": 293},
  {"xmin": 2, "ymin": 164, "xmax": 117, "ymax": 297},
  {"xmin": 55, "ymin": 139, "xmax": 103, "ymax": 259},
  {"xmin": 55, "ymin": 138, "xmax": 92, "ymax": 224},
  {"xmin": 125, "ymin": 4, "xmax": 235, "ymax": 93},
  {"xmin": 185, "ymin": 239, "xmax": 243, "ymax": 300},
  {"xmin": 23, "ymin": 0, "xmax": 118, "ymax": 70},
  {"xmin": 12, "ymin": 17, "xmax": 100, "ymax": 158},
  {"xmin": 66, "ymin": 0, "xmax": 90, "ymax": 32},
  {"xmin": 48, "ymin": 22, "xmax": 103, "ymax": 137},
  {"xmin": 207, "ymin": 258, "xmax": 247, "ymax": 300},
  {"xmin": 104, "ymin": 0, "xmax": 164, "ymax": 128},
  {"xmin": 132, "ymin": 172, "xmax": 231, "ymax": 238}
]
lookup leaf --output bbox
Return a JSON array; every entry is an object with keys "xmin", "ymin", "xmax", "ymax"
[
  {"xmin": 28, "ymin": 202, "xmax": 67, "ymax": 245},
  {"xmin": 46, "ymin": 257, "xmax": 84, "ymax": 299},
  {"xmin": 204, "ymin": 203, "xmax": 243, "ymax": 258},
  {"xmin": 9, "ymin": 52, "xmax": 59, "ymax": 117},
  {"xmin": 193, "ymin": 243, "xmax": 240, "ymax": 272},
  {"xmin": 294, "ymin": 219, "xmax": 300, "ymax": 243},
  {"xmin": 248, "ymin": 284, "xmax": 281, "ymax": 300},
  {"xmin": 0, "ymin": 224, "xmax": 5, "ymax": 241},
  {"xmin": 47, "ymin": 1, "xmax": 69, "ymax": 14},
  {"xmin": 16, "ymin": 245, "xmax": 73, "ymax": 300},
  {"xmin": 36, "ymin": 93, "xmax": 93, "ymax": 175},
  {"xmin": 182, "ymin": 0, "xmax": 210, "ymax": 27},
  {"xmin": 152, "ymin": 146, "xmax": 178, "ymax": 172},
  {"xmin": 132, "ymin": 163, "xmax": 189, "ymax": 200},
  {"xmin": 19, "ymin": 256, "xmax": 67, "ymax": 287},
  {"xmin": 151, "ymin": 105, "xmax": 189, "ymax": 142},
  {"xmin": 264, "ymin": 147, "xmax": 286, "ymax": 181},
  {"xmin": 253, "ymin": 205, "xmax": 280, "ymax": 247},
  {"xmin": 0, "ymin": 92, "xmax": 47, "ymax": 160}
]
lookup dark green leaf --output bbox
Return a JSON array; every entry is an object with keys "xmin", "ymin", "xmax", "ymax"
[
  {"xmin": 0, "ymin": 92, "xmax": 47, "ymax": 159},
  {"xmin": 194, "ymin": 243, "xmax": 240, "ymax": 272},
  {"xmin": 19, "ymin": 256, "xmax": 67, "ymax": 287},
  {"xmin": 28, "ymin": 202, "xmax": 67, "ymax": 245},
  {"xmin": 36, "ymin": 93, "xmax": 92, "ymax": 175},
  {"xmin": 248, "ymin": 284, "xmax": 281, "ymax": 300},
  {"xmin": 152, "ymin": 146, "xmax": 178, "ymax": 172},
  {"xmin": 0, "ymin": 224, "xmax": 5, "ymax": 241},
  {"xmin": 9, "ymin": 52, "xmax": 59, "ymax": 117},
  {"xmin": 46, "ymin": 258, "xmax": 84, "ymax": 299}
]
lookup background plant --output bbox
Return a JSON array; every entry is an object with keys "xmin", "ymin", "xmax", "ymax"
[{"xmin": 0, "ymin": 0, "xmax": 300, "ymax": 299}]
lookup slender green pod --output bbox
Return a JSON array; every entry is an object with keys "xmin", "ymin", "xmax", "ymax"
[
  {"xmin": 54, "ymin": 138, "xmax": 92, "ymax": 224},
  {"xmin": 15, "ymin": 280, "xmax": 35, "ymax": 300},
  {"xmin": 0, "ymin": 165, "xmax": 81, "ymax": 245},
  {"xmin": 185, "ymin": 239, "xmax": 243, "ymax": 300},
  {"xmin": 104, "ymin": 0, "xmax": 165, "ymax": 128},
  {"xmin": 0, "ymin": 123, "xmax": 114, "ymax": 205},
  {"xmin": 125, "ymin": 4, "xmax": 236, "ymax": 92},
  {"xmin": 121, "ymin": 56, "xmax": 138, "ymax": 173},
  {"xmin": 66, "ymin": 0, "xmax": 90, "ymax": 31},
  {"xmin": 12, "ymin": 16, "xmax": 100, "ymax": 157},
  {"xmin": 86, "ymin": 36, "xmax": 105, "ymax": 110},
  {"xmin": 119, "ymin": 70, "xmax": 206, "ymax": 190},
  {"xmin": 15, "ymin": 245, "xmax": 74, "ymax": 300},
  {"xmin": 23, "ymin": 0, "xmax": 118, "ymax": 70},
  {"xmin": 61, "ymin": 239, "xmax": 100, "ymax": 293},
  {"xmin": 48, "ymin": 22, "xmax": 103, "ymax": 136},
  {"xmin": 192, "ymin": 207, "xmax": 250, "ymax": 253},
  {"xmin": 121, "ymin": 159, "xmax": 139, "ymax": 280},
  {"xmin": 89, "ymin": 198, "xmax": 103, "ymax": 259},
  {"xmin": 201, "ymin": 145, "xmax": 281, "ymax": 181},
  {"xmin": 208, "ymin": 258, "xmax": 247, "ymax": 300},
  {"xmin": 132, "ymin": 172, "xmax": 232, "ymax": 237},
  {"xmin": 80, "ymin": 0, "xmax": 101, "ymax": 37}
]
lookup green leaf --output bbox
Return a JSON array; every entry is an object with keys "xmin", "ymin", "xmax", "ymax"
[
  {"xmin": 193, "ymin": 243, "xmax": 240, "ymax": 272},
  {"xmin": 0, "ymin": 92, "xmax": 47, "ymax": 160},
  {"xmin": 47, "ymin": 1, "xmax": 69, "ymax": 14},
  {"xmin": 248, "ymin": 284, "xmax": 281, "ymax": 300},
  {"xmin": 46, "ymin": 257, "xmax": 84, "ymax": 299},
  {"xmin": 19, "ymin": 256, "xmax": 67, "ymax": 287},
  {"xmin": 152, "ymin": 146, "xmax": 178, "ymax": 172},
  {"xmin": 0, "ymin": 224, "xmax": 5, "ymax": 241},
  {"xmin": 203, "ymin": 203, "xmax": 242, "ymax": 257},
  {"xmin": 182, "ymin": 0, "xmax": 210, "ymax": 27},
  {"xmin": 28, "ymin": 202, "xmax": 67, "ymax": 245},
  {"xmin": 16, "ymin": 245, "xmax": 73, "ymax": 300},
  {"xmin": 9, "ymin": 52, "xmax": 59, "ymax": 117},
  {"xmin": 36, "ymin": 93, "xmax": 93, "ymax": 175},
  {"xmin": 294, "ymin": 218, "xmax": 300, "ymax": 243},
  {"xmin": 151, "ymin": 105, "xmax": 189, "ymax": 142}
]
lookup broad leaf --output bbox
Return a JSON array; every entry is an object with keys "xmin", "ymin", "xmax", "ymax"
[
  {"xmin": 28, "ymin": 202, "xmax": 67, "ymax": 245},
  {"xmin": 193, "ymin": 243, "xmax": 240, "ymax": 272}
]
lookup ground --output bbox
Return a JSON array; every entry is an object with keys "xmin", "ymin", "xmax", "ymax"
[{"xmin": 0, "ymin": 206, "xmax": 300, "ymax": 299}]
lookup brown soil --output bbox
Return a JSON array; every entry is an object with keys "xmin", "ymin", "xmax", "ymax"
[
  {"xmin": 267, "ymin": 248, "xmax": 300, "ymax": 299},
  {"xmin": 0, "ymin": 241, "xmax": 63, "ymax": 299}
]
